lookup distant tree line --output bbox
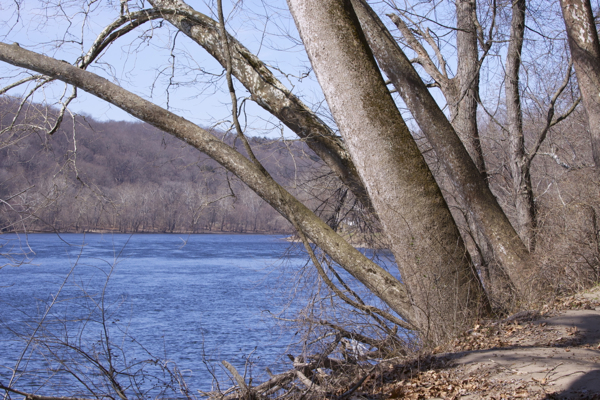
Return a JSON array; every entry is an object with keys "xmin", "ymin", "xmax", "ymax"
[{"xmin": 0, "ymin": 98, "xmax": 312, "ymax": 234}]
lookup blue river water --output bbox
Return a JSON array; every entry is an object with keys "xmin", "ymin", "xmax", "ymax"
[{"xmin": 0, "ymin": 233, "xmax": 311, "ymax": 396}]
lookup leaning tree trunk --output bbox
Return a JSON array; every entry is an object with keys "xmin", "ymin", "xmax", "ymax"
[
  {"xmin": 0, "ymin": 41, "xmax": 415, "ymax": 327},
  {"xmin": 147, "ymin": 0, "xmax": 375, "ymax": 213},
  {"xmin": 559, "ymin": 0, "xmax": 600, "ymax": 169},
  {"xmin": 287, "ymin": 0, "xmax": 490, "ymax": 343},
  {"xmin": 505, "ymin": 0, "xmax": 537, "ymax": 251},
  {"xmin": 449, "ymin": 0, "xmax": 486, "ymax": 177},
  {"xmin": 385, "ymin": 1, "xmax": 514, "ymax": 303},
  {"xmin": 351, "ymin": 0, "xmax": 530, "ymax": 300}
]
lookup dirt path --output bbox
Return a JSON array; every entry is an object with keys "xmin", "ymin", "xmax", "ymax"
[
  {"xmin": 448, "ymin": 309, "xmax": 600, "ymax": 399},
  {"xmin": 367, "ymin": 287, "xmax": 600, "ymax": 399}
]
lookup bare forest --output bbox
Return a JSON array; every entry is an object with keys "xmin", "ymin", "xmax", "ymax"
[
  {"xmin": 1, "ymin": 0, "xmax": 600, "ymax": 398},
  {"xmin": 0, "ymin": 97, "xmax": 310, "ymax": 234}
]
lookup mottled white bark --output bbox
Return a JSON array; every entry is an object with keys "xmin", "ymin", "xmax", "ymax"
[{"xmin": 287, "ymin": 0, "xmax": 489, "ymax": 341}]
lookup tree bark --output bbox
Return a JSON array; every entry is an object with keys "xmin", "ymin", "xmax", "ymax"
[
  {"xmin": 287, "ymin": 0, "xmax": 490, "ymax": 342},
  {"xmin": 386, "ymin": 3, "xmax": 514, "ymax": 299},
  {"xmin": 147, "ymin": 0, "xmax": 374, "ymax": 212},
  {"xmin": 559, "ymin": 0, "xmax": 600, "ymax": 169},
  {"xmin": 387, "ymin": 0, "xmax": 486, "ymax": 177},
  {"xmin": 350, "ymin": 0, "xmax": 530, "ymax": 297},
  {"xmin": 449, "ymin": 0, "xmax": 486, "ymax": 177},
  {"xmin": 505, "ymin": 0, "xmax": 536, "ymax": 251},
  {"xmin": 0, "ymin": 41, "xmax": 414, "ymax": 326}
]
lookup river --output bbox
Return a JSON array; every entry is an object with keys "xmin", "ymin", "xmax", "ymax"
[{"xmin": 0, "ymin": 233, "xmax": 309, "ymax": 396}]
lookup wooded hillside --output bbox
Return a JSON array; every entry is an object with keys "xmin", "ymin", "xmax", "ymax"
[{"xmin": 0, "ymin": 97, "xmax": 323, "ymax": 234}]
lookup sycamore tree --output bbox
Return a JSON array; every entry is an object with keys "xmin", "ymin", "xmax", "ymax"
[{"xmin": 0, "ymin": 0, "xmax": 591, "ymax": 354}]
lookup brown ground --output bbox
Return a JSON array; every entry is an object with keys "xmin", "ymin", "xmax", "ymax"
[{"xmin": 354, "ymin": 286, "xmax": 600, "ymax": 399}]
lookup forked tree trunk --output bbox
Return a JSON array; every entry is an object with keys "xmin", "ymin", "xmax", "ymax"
[
  {"xmin": 287, "ymin": 0, "xmax": 490, "ymax": 342},
  {"xmin": 0, "ymin": 41, "xmax": 415, "ymax": 327},
  {"xmin": 350, "ymin": 0, "xmax": 530, "ymax": 300},
  {"xmin": 388, "ymin": 0, "xmax": 486, "ymax": 177},
  {"xmin": 559, "ymin": 0, "xmax": 600, "ymax": 169}
]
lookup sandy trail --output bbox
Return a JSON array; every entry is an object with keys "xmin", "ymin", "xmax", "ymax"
[
  {"xmin": 449, "ymin": 307, "xmax": 600, "ymax": 399},
  {"xmin": 370, "ymin": 287, "xmax": 600, "ymax": 399}
]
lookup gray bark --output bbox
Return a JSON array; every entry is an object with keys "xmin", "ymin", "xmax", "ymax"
[
  {"xmin": 0, "ymin": 42, "xmax": 413, "ymax": 326},
  {"xmin": 351, "ymin": 0, "xmax": 530, "ymax": 298},
  {"xmin": 449, "ymin": 0, "xmax": 486, "ymax": 177},
  {"xmin": 387, "ymin": 0, "xmax": 486, "ymax": 177},
  {"xmin": 505, "ymin": 0, "xmax": 536, "ymax": 251},
  {"xmin": 559, "ymin": 0, "xmax": 600, "ymax": 168},
  {"xmin": 287, "ymin": 0, "xmax": 490, "ymax": 342},
  {"xmin": 387, "ymin": 3, "xmax": 509, "ymax": 298},
  {"xmin": 147, "ymin": 0, "xmax": 374, "ymax": 212}
]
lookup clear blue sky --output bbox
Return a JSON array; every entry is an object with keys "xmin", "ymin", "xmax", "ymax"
[
  {"xmin": 2, "ymin": 0, "xmax": 569, "ymax": 140},
  {"xmin": 0, "ymin": 0, "xmax": 326, "ymax": 139}
]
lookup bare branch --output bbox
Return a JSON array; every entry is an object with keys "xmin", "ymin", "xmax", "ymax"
[
  {"xmin": 0, "ymin": 383, "xmax": 95, "ymax": 400},
  {"xmin": 387, "ymin": 13, "xmax": 448, "ymax": 85},
  {"xmin": 216, "ymin": 0, "xmax": 266, "ymax": 174},
  {"xmin": 527, "ymin": 61, "xmax": 579, "ymax": 165},
  {"xmin": 0, "ymin": 40, "xmax": 412, "ymax": 321},
  {"xmin": 221, "ymin": 361, "xmax": 249, "ymax": 393},
  {"xmin": 79, "ymin": 9, "xmax": 164, "ymax": 68},
  {"xmin": 550, "ymin": 97, "xmax": 581, "ymax": 127},
  {"xmin": 48, "ymin": 86, "xmax": 77, "ymax": 135},
  {"xmin": 294, "ymin": 224, "xmax": 412, "ymax": 330},
  {"xmin": 538, "ymin": 150, "xmax": 571, "ymax": 169},
  {"xmin": 0, "ymin": 74, "xmax": 45, "ymax": 95}
]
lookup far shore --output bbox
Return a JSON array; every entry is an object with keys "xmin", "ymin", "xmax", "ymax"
[
  {"xmin": 3, "ymin": 230, "xmax": 388, "ymax": 249},
  {"xmin": 283, "ymin": 234, "xmax": 389, "ymax": 249},
  {"xmin": 3, "ymin": 229, "xmax": 293, "ymax": 235}
]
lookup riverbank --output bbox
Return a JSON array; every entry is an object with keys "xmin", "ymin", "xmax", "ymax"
[
  {"xmin": 207, "ymin": 286, "xmax": 600, "ymax": 399},
  {"xmin": 4, "ymin": 228, "xmax": 293, "ymax": 235},
  {"xmin": 283, "ymin": 231, "xmax": 389, "ymax": 249}
]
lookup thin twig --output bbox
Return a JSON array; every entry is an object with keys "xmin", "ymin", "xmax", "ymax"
[
  {"xmin": 0, "ymin": 74, "xmax": 45, "ymax": 95},
  {"xmin": 293, "ymin": 225, "xmax": 412, "ymax": 330},
  {"xmin": 527, "ymin": 60, "xmax": 579, "ymax": 167},
  {"xmin": 217, "ymin": 0, "xmax": 268, "ymax": 176}
]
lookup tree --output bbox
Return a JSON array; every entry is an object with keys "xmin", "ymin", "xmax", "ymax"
[
  {"xmin": 350, "ymin": 0, "xmax": 531, "ymax": 303},
  {"xmin": 559, "ymin": 0, "xmax": 600, "ymax": 169},
  {"xmin": 379, "ymin": 0, "xmax": 582, "ymax": 274},
  {"xmin": 0, "ymin": 0, "xmax": 488, "ymax": 342},
  {"xmin": 504, "ymin": 0, "xmax": 536, "ymax": 251},
  {"xmin": 0, "ymin": 40, "xmax": 418, "ymax": 325},
  {"xmin": 287, "ymin": 0, "xmax": 489, "ymax": 341},
  {"xmin": 502, "ymin": 0, "xmax": 578, "ymax": 253},
  {"xmin": 0, "ymin": 0, "xmax": 592, "ymax": 347}
]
